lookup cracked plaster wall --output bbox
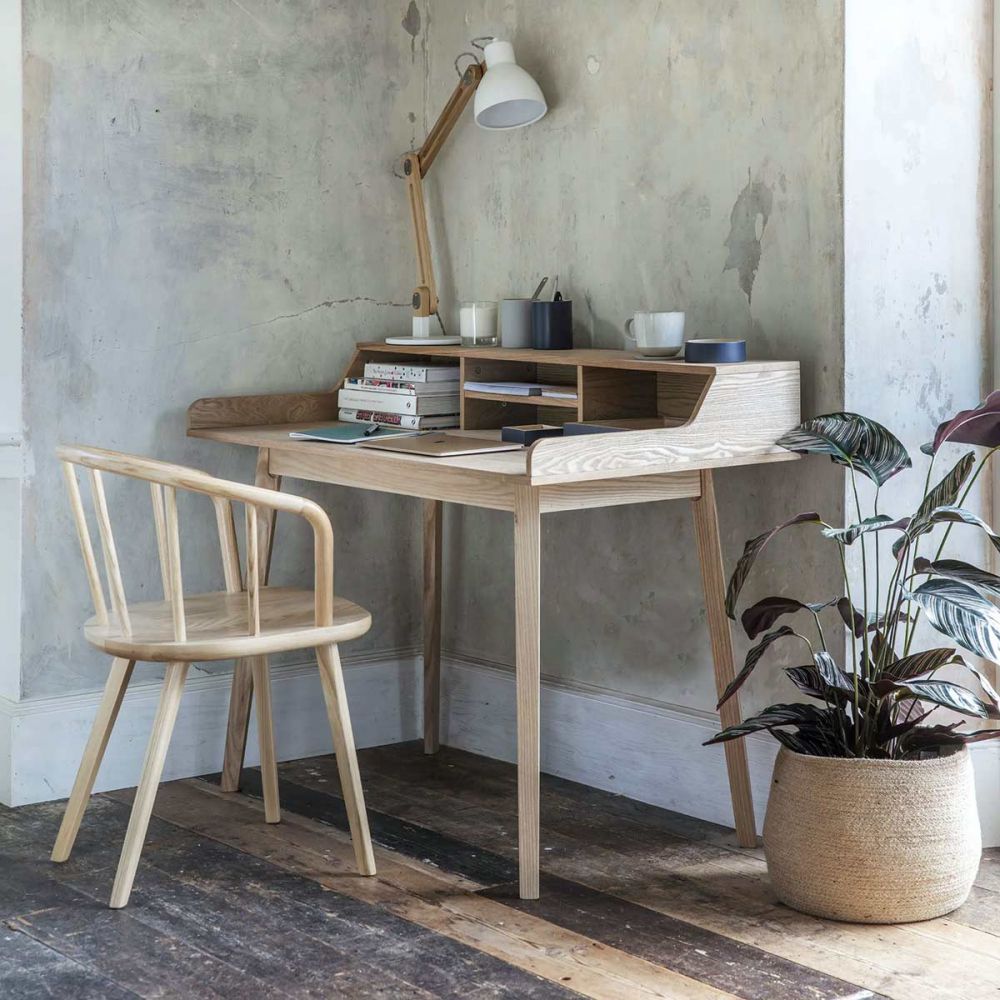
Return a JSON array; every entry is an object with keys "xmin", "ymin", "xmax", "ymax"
[
  {"xmin": 20, "ymin": 2, "xmax": 858, "ymax": 720},
  {"xmin": 21, "ymin": 2, "xmax": 425, "ymax": 697},
  {"xmin": 426, "ymin": 0, "xmax": 846, "ymax": 713}
]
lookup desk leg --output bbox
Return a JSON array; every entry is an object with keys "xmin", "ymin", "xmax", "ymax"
[
  {"xmin": 221, "ymin": 448, "xmax": 281, "ymax": 792},
  {"xmin": 691, "ymin": 469, "xmax": 757, "ymax": 847},
  {"xmin": 423, "ymin": 499, "xmax": 443, "ymax": 755},
  {"xmin": 514, "ymin": 486, "xmax": 541, "ymax": 899}
]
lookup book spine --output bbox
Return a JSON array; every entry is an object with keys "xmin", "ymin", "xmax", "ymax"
[
  {"xmin": 346, "ymin": 377, "xmax": 422, "ymax": 394},
  {"xmin": 339, "ymin": 389, "xmax": 417, "ymax": 413},
  {"xmin": 339, "ymin": 408, "xmax": 419, "ymax": 429},
  {"xmin": 363, "ymin": 363, "xmax": 459, "ymax": 382}
]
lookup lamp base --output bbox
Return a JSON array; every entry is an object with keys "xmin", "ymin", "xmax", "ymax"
[{"xmin": 384, "ymin": 336, "xmax": 461, "ymax": 346}]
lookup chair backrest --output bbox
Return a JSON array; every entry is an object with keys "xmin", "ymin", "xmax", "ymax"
[{"xmin": 57, "ymin": 444, "xmax": 336, "ymax": 639}]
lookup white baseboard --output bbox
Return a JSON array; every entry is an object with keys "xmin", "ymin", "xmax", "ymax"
[
  {"xmin": 2, "ymin": 649, "xmax": 997, "ymax": 848},
  {"xmin": 0, "ymin": 649, "xmax": 421, "ymax": 807},
  {"xmin": 439, "ymin": 654, "xmax": 1000, "ymax": 848}
]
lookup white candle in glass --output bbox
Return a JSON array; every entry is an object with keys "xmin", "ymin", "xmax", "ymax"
[{"xmin": 460, "ymin": 301, "xmax": 498, "ymax": 346}]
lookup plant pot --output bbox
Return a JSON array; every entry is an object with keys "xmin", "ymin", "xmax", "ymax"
[{"xmin": 763, "ymin": 747, "xmax": 981, "ymax": 923}]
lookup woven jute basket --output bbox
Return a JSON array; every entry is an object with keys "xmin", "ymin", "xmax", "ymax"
[{"xmin": 763, "ymin": 747, "xmax": 981, "ymax": 923}]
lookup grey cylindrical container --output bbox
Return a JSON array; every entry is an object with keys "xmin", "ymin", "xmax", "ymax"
[
  {"xmin": 500, "ymin": 299, "xmax": 532, "ymax": 349},
  {"xmin": 531, "ymin": 298, "xmax": 573, "ymax": 350}
]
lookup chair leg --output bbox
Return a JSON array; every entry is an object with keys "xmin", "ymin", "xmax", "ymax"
[
  {"xmin": 251, "ymin": 655, "xmax": 280, "ymax": 823},
  {"xmin": 316, "ymin": 644, "xmax": 376, "ymax": 876},
  {"xmin": 52, "ymin": 658, "xmax": 136, "ymax": 863},
  {"xmin": 109, "ymin": 662, "xmax": 188, "ymax": 909}
]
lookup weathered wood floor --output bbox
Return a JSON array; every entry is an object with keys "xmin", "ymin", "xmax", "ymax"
[{"xmin": 2, "ymin": 743, "xmax": 998, "ymax": 999}]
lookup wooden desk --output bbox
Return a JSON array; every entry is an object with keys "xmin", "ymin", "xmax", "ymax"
[{"xmin": 189, "ymin": 343, "xmax": 800, "ymax": 898}]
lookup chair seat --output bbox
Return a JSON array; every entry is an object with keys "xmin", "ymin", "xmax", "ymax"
[{"xmin": 84, "ymin": 586, "xmax": 372, "ymax": 662}]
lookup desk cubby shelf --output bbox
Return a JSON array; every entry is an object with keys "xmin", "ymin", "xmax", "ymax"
[{"xmin": 188, "ymin": 342, "xmax": 801, "ymax": 484}]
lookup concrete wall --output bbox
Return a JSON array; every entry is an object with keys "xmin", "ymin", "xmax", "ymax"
[
  {"xmin": 844, "ymin": 0, "xmax": 994, "ymax": 664},
  {"xmin": 0, "ymin": 0, "xmax": 23, "ymax": 710},
  {"xmin": 427, "ymin": 0, "xmax": 846, "ymax": 712},
  {"xmin": 20, "ymin": 1, "xmax": 428, "ymax": 699}
]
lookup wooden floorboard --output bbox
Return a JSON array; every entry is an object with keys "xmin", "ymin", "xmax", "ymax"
[
  {"xmin": 272, "ymin": 745, "xmax": 1000, "ymax": 1000},
  {"xmin": 3, "ymin": 741, "xmax": 998, "ymax": 999}
]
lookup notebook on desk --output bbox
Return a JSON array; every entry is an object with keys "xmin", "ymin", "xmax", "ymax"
[
  {"xmin": 358, "ymin": 434, "xmax": 523, "ymax": 458},
  {"xmin": 288, "ymin": 424, "xmax": 419, "ymax": 444}
]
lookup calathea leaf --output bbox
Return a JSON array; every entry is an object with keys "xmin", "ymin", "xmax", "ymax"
[
  {"xmin": 913, "ymin": 452, "xmax": 976, "ymax": 522},
  {"xmin": 822, "ymin": 515, "xmax": 909, "ymax": 545},
  {"xmin": 906, "ymin": 578, "xmax": 1000, "ymax": 662},
  {"xmin": 777, "ymin": 412, "xmax": 911, "ymax": 487},
  {"xmin": 740, "ymin": 596, "xmax": 838, "ymax": 640},
  {"xmin": 813, "ymin": 650, "xmax": 853, "ymax": 693},
  {"xmin": 703, "ymin": 703, "xmax": 829, "ymax": 745},
  {"xmin": 913, "ymin": 557, "xmax": 1000, "ymax": 599},
  {"xmin": 931, "ymin": 391, "xmax": 1000, "ymax": 453},
  {"xmin": 882, "ymin": 647, "xmax": 957, "ymax": 681},
  {"xmin": 716, "ymin": 626, "xmax": 800, "ymax": 709},
  {"xmin": 894, "ymin": 505, "xmax": 1000, "ymax": 559},
  {"xmin": 884, "ymin": 679, "xmax": 1000, "ymax": 719},
  {"xmin": 901, "ymin": 724, "xmax": 1000, "ymax": 756},
  {"xmin": 837, "ymin": 599, "xmax": 910, "ymax": 639},
  {"xmin": 784, "ymin": 665, "xmax": 828, "ymax": 699},
  {"xmin": 725, "ymin": 512, "xmax": 823, "ymax": 618},
  {"xmin": 952, "ymin": 654, "xmax": 1000, "ymax": 712}
]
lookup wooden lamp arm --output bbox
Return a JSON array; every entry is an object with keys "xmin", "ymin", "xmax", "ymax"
[{"xmin": 404, "ymin": 61, "xmax": 484, "ymax": 319}]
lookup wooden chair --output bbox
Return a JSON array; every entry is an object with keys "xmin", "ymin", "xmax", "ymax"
[{"xmin": 51, "ymin": 444, "xmax": 377, "ymax": 908}]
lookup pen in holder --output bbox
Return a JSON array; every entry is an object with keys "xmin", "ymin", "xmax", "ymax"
[{"xmin": 531, "ymin": 294, "xmax": 573, "ymax": 350}]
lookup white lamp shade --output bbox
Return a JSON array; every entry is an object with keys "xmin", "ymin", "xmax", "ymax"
[{"xmin": 474, "ymin": 39, "xmax": 547, "ymax": 130}]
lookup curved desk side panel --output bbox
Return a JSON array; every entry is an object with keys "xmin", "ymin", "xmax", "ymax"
[{"xmin": 527, "ymin": 364, "xmax": 800, "ymax": 484}]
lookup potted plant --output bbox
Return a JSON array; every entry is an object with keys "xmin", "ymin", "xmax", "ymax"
[{"xmin": 708, "ymin": 397, "xmax": 1000, "ymax": 923}]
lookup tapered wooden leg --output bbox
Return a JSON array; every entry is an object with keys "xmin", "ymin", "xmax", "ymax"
[
  {"xmin": 251, "ymin": 655, "xmax": 280, "ymax": 823},
  {"xmin": 52, "ymin": 658, "xmax": 136, "ymax": 863},
  {"xmin": 110, "ymin": 662, "xmax": 189, "ymax": 908},
  {"xmin": 423, "ymin": 499, "xmax": 443, "ymax": 755},
  {"xmin": 513, "ymin": 486, "xmax": 541, "ymax": 899},
  {"xmin": 316, "ymin": 644, "xmax": 376, "ymax": 876},
  {"xmin": 221, "ymin": 448, "xmax": 280, "ymax": 791},
  {"xmin": 692, "ymin": 470, "xmax": 757, "ymax": 848}
]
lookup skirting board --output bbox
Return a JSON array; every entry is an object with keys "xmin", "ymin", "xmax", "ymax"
[
  {"xmin": 438, "ymin": 655, "xmax": 1000, "ymax": 849},
  {"xmin": 2, "ymin": 649, "xmax": 998, "ymax": 848},
  {"xmin": 0, "ymin": 649, "xmax": 422, "ymax": 808}
]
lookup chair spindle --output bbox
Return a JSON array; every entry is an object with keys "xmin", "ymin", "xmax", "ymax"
[
  {"xmin": 88, "ymin": 468, "xmax": 131, "ymax": 636},
  {"xmin": 61, "ymin": 462, "xmax": 108, "ymax": 625},
  {"xmin": 162, "ymin": 486, "xmax": 186, "ymax": 641},
  {"xmin": 245, "ymin": 504, "xmax": 261, "ymax": 635},
  {"xmin": 149, "ymin": 484, "xmax": 172, "ymax": 598}
]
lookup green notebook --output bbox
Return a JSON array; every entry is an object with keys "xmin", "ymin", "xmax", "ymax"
[{"xmin": 288, "ymin": 423, "xmax": 420, "ymax": 445}]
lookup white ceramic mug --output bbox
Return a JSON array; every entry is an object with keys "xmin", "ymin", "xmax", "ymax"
[{"xmin": 624, "ymin": 311, "xmax": 685, "ymax": 356}]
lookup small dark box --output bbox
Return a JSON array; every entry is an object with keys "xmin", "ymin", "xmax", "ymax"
[{"xmin": 501, "ymin": 424, "xmax": 565, "ymax": 445}]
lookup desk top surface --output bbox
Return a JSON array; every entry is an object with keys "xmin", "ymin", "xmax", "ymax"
[{"xmin": 191, "ymin": 423, "xmax": 532, "ymax": 479}]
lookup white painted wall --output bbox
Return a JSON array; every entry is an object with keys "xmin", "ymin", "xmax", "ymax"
[{"xmin": 0, "ymin": 0, "xmax": 23, "ymax": 710}]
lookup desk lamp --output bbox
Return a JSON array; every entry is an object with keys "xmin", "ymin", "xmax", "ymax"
[{"xmin": 392, "ymin": 38, "xmax": 547, "ymax": 344}]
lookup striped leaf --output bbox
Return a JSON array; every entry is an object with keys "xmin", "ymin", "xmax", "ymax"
[
  {"xmin": 777, "ymin": 412, "xmax": 911, "ymax": 487},
  {"xmin": 913, "ymin": 557, "xmax": 1000, "ymax": 599},
  {"xmin": 931, "ymin": 390, "xmax": 1000, "ymax": 453},
  {"xmin": 716, "ymin": 626, "xmax": 800, "ymax": 709},
  {"xmin": 893, "ymin": 505, "xmax": 1000, "ymax": 559},
  {"xmin": 882, "ymin": 679, "xmax": 1000, "ymax": 719},
  {"xmin": 725, "ymin": 512, "xmax": 823, "ymax": 618},
  {"xmin": 905, "ymin": 578, "xmax": 1000, "ymax": 662},
  {"xmin": 740, "ymin": 596, "xmax": 838, "ymax": 640},
  {"xmin": 913, "ymin": 452, "xmax": 975, "ymax": 522},
  {"xmin": 821, "ymin": 515, "xmax": 908, "ymax": 546},
  {"xmin": 704, "ymin": 703, "xmax": 830, "ymax": 745},
  {"xmin": 813, "ymin": 650, "xmax": 853, "ymax": 693},
  {"xmin": 881, "ymin": 647, "xmax": 957, "ymax": 681},
  {"xmin": 784, "ymin": 665, "xmax": 828, "ymax": 700}
]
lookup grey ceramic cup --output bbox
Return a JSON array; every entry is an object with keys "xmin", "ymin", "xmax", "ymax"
[{"xmin": 501, "ymin": 298, "xmax": 532, "ymax": 349}]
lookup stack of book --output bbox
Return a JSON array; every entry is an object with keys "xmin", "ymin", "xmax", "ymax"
[{"xmin": 338, "ymin": 360, "xmax": 461, "ymax": 430}]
